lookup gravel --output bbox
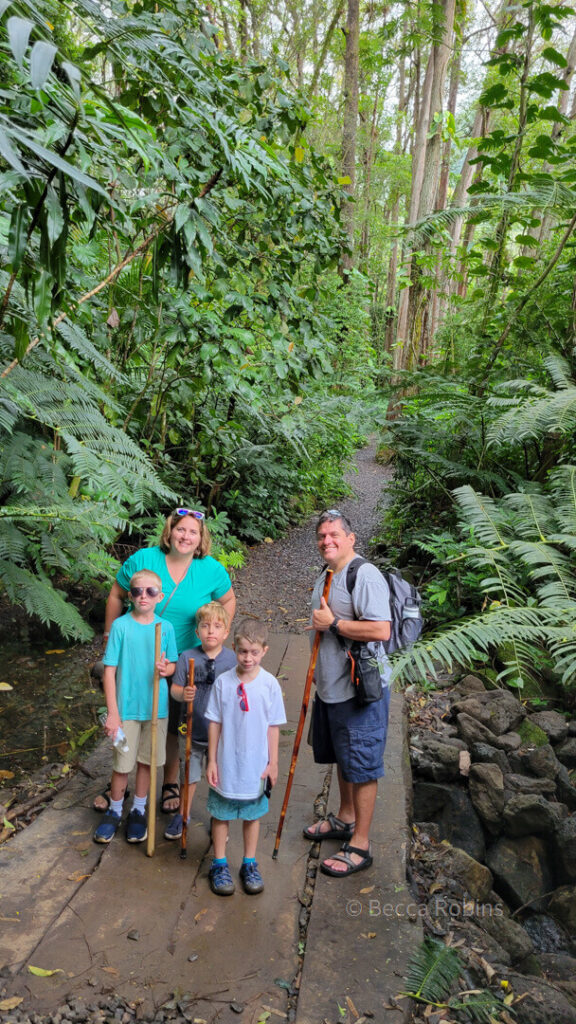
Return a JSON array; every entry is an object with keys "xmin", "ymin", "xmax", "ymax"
[{"xmin": 233, "ymin": 440, "xmax": 393, "ymax": 632}]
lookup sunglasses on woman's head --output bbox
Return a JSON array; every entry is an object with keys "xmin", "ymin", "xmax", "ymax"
[
  {"xmin": 130, "ymin": 586, "xmax": 160, "ymax": 598},
  {"xmin": 175, "ymin": 508, "xmax": 205, "ymax": 520}
]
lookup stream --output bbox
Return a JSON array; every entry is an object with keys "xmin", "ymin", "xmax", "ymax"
[{"xmin": 0, "ymin": 639, "xmax": 104, "ymax": 780}]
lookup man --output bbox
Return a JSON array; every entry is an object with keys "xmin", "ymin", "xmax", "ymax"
[{"xmin": 303, "ymin": 509, "xmax": 391, "ymax": 876}]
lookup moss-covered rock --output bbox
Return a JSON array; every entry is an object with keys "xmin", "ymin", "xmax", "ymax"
[{"xmin": 517, "ymin": 718, "xmax": 549, "ymax": 747}]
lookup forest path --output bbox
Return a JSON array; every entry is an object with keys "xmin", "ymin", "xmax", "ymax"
[
  {"xmin": 232, "ymin": 440, "xmax": 392, "ymax": 632},
  {"xmin": 0, "ymin": 444, "xmax": 419, "ymax": 1024}
]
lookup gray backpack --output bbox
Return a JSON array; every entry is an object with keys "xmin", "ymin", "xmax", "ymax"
[{"xmin": 345, "ymin": 557, "xmax": 423, "ymax": 654}]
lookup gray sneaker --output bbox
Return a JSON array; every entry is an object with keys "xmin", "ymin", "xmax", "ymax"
[
  {"xmin": 209, "ymin": 861, "xmax": 235, "ymax": 896},
  {"xmin": 239, "ymin": 861, "xmax": 264, "ymax": 894}
]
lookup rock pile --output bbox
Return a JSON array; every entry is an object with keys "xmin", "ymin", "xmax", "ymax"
[{"xmin": 409, "ymin": 674, "xmax": 576, "ymax": 1023}]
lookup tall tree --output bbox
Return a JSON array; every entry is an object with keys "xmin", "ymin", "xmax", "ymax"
[
  {"xmin": 340, "ymin": 0, "xmax": 360, "ymax": 274},
  {"xmin": 395, "ymin": 0, "xmax": 457, "ymax": 367}
]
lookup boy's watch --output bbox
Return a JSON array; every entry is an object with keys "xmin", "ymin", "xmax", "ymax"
[{"xmin": 329, "ymin": 618, "xmax": 341, "ymax": 636}]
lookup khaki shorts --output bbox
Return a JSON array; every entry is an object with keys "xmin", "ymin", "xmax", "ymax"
[{"xmin": 112, "ymin": 718, "xmax": 168, "ymax": 774}]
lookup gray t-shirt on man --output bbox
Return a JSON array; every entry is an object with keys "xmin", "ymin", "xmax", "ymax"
[{"xmin": 311, "ymin": 560, "xmax": 391, "ymax": 704}]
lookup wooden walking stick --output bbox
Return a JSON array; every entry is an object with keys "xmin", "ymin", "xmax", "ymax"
[
  {"xmin": 146, "ymin": 621, "xmax": 163, "ymax": 858},
  {"xmin": 273, "ymin": 569, "xmax": 333, "ymax": 859},
  {"xmin": 180, "ymin": 658, "xmax": 195, "ymax": 860}
]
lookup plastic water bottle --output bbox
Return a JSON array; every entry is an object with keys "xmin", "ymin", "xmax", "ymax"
[
  {"xmin": 401, "ymin": 599, "xmax": 422, "ymax": 648},
  {"xmin": 99, "ymin": 712, "xmax": 129, "ymax": 754}
]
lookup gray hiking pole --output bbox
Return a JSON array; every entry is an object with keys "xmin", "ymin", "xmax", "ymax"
[
  {"xmin": 146, "ymin": 622, "xmax": 162, "ymax": 857},
  {"xmin": 273, "ymin": 569, "xmax": 333, "ymax": 859},
  {"xmin": 180, "ymin": 658, "xmax": 195, "ymax": 860}
]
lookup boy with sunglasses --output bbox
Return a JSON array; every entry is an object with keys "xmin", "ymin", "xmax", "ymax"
[
  {"xmin": 164, "ymin": 602, "xmax": 236, "ymax": 840},
  {"xmin": 94, "ymin": 570, "xmax": 178, "ymax": 845},
  {"xmin": 205, "ymin": 619, "xmax": 286, "ymax": 896}
]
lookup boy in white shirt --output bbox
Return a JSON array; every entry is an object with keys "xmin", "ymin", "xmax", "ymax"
[{"xmin": 205, "ymin": 619, "xmax": 286, "ymax": 895}]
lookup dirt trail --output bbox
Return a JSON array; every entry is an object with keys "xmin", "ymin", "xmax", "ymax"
[{"xmin": 233, "ymin": 441, "xmax": 392, "ymax": 630}]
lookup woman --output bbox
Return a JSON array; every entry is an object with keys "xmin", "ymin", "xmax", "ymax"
[{"xmin": 94, "ymin": 507, "xmax": 236, "ymax": 813}]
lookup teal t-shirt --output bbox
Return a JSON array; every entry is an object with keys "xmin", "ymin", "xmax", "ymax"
[
  {"xmin": 103, "ymin": 613, "xmax": 178, "ymax": 721},
  {"xmin": 116, "ymin": 547, "xmax": 232, "ymax": 654}
]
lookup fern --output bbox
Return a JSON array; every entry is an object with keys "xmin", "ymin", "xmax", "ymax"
[
  {"xmin": 403, "ymin": 938, "xmax": 463, "ymax": 1003},
  {"xmin": 0, "ymin": 559, "xmax": 94, "ymax": 641},
  {"xmin": 400, "ymin": 938, "xmax": 505, "ymax": 1023},
  {"xmin": 488, "ymin": 358, "xmax": 576, "ymax": 444}
]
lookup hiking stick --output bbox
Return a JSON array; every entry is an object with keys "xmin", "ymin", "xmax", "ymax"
[
  {"xmin": 146, "ymin": 622, "xmax": 162, "ymax": 858},
  {"xmin": 272, "ymin": 569, "xmax": 333, "ymax": 859},
  {"xmin": 180, "ymin": 658, "xmax": 195, "ymax": 860}
]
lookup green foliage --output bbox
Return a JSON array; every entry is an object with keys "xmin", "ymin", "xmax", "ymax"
[
  {"xmin": 381, "ymin": 355, "xmax": 576, "ymax": 691},
  {"xmin": 391, "ymin": 469, "xmax": 576, "ymax": 690},
  {"xmin": 401, "ymin": 938, "xmax": 505, "ymax": 1022},
  {"xmin": 0, "ymin": 0, "xmax": 375, "ymax": 638}
]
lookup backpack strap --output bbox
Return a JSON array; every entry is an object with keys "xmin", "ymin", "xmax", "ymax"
[{"xmin": 345, "ymin": 556, "xmax": 368, "ymax": 597}]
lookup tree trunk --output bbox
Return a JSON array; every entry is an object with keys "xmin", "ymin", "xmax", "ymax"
[
  {"xmin": 395, "ymin": 0, "xmax": 456, "ymax": 367},
  {"xmin": 340, "ymin": 0, "xmax": 360, "ymax": 275},
  {"xmin": 384, "ymin": 53, "xmax": 407, "ymax": 361}
]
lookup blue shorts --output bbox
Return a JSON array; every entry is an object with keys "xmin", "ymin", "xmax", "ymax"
[
  {"xmin": 312, "ymin": 692, "xmax": 390, "ymax": 783},
  {"xmin": 207, "ymin": 787, "xmax": 269, "ymax": 821}
]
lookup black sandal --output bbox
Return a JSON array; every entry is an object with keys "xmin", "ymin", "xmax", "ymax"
[
  {"xmin": 161, "ymin": 782, "xmax": 180, "ymax": 814},
  {"xmin": 320, "ymin": 843, "xmax": 373, "ymax": 877},
  {"xmin": 93, "ymin": 783, "xmax": 130, "ymax": 813}
]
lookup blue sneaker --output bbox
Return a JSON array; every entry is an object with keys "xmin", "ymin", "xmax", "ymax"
[
  {"xmin": 93, "ymin": 810, "xmax": 121, "ymax": 844},
  {"xmin": 209, "ymin": 861, "xmax": 235, "ymax": 896},
  {"xmin": 239, "ymin": 861, "xmax": 264, "ymax": 894},
  {"xmin": 164, "ymin": 813, "xmax": 184, "ymax": 840},
  {"xmin": 126, "ymin": 808, "xmax": 147, "ymax": 843}
]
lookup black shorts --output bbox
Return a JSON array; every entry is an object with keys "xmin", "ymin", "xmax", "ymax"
[{"xmin": 168, "ymin": 692, "xmax": 183, "ymax": 736}]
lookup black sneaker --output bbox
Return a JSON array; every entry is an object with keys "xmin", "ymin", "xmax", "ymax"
[
  {"xmin": 126, "ymin": 808, "xmax": 147, "ymax": 843},
  {"xmin": 239, "ymin": 861, "xmax": 264, "ymax": 894}
]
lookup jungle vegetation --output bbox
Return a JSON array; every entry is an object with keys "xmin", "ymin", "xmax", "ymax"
[{"xmin": 1, "ymin": 0, "xmax": 576, "ymax": 698}]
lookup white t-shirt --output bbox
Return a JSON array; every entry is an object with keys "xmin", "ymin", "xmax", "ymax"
[{"xmin": 205, "ymin": 667, "xmax": 287, "ymax": 800}]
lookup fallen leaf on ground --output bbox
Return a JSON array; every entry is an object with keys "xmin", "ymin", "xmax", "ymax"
[
  {"xmin": 360, "ymin": 885, "xmax": 374, "ymax": 894},
  {"xmin": 102, "ymin": 967, "xmax": 119, "ymax": 975},
  {"xmin": 45, "ymin": 650, "xmax": 65, "ymax": 655},
  {"xmin": 346, "ymin": 995, "xmax": 359, "ymax": 1017},
  {"xmin": 67, "ymin": 873, "xmax": 90, "ymax": 882},
  {"xmin": 28, "ymin": 965, "xmax": 64, "ymax": 977},
  {"xmin": 0, "ymin": 997, "xmax": 23, "ymax": 1010},
  {"xmin": 0, "ymin": 770, "xmax": 14, "ymax": 779},
  {"xmin": 360, "ymin": 932, "xmax": 376, "ymax": 939},
  {"xmin": 194, "ymin": 908, "xmax": 207, "ymax": 923},
  {"xmin": 0, "ymin": 683, "xmax": 13, "ymax": 691}
]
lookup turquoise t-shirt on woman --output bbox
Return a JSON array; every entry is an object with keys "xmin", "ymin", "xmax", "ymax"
[{"xmin": 116, "ymin": 547, "xmax": 232, "ymax": 654}]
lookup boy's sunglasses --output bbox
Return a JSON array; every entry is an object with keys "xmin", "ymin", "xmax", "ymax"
[
  {"xmin": 237, "ymin": 682, "xmax": 249, "ymax": 712},
  {"xmin": 130, "ymin": 586, "xmax": 160, "ymax": 598},
  {"xmin": 175, "ymin": 508, "xmax": 205, "ymax": 520}
]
